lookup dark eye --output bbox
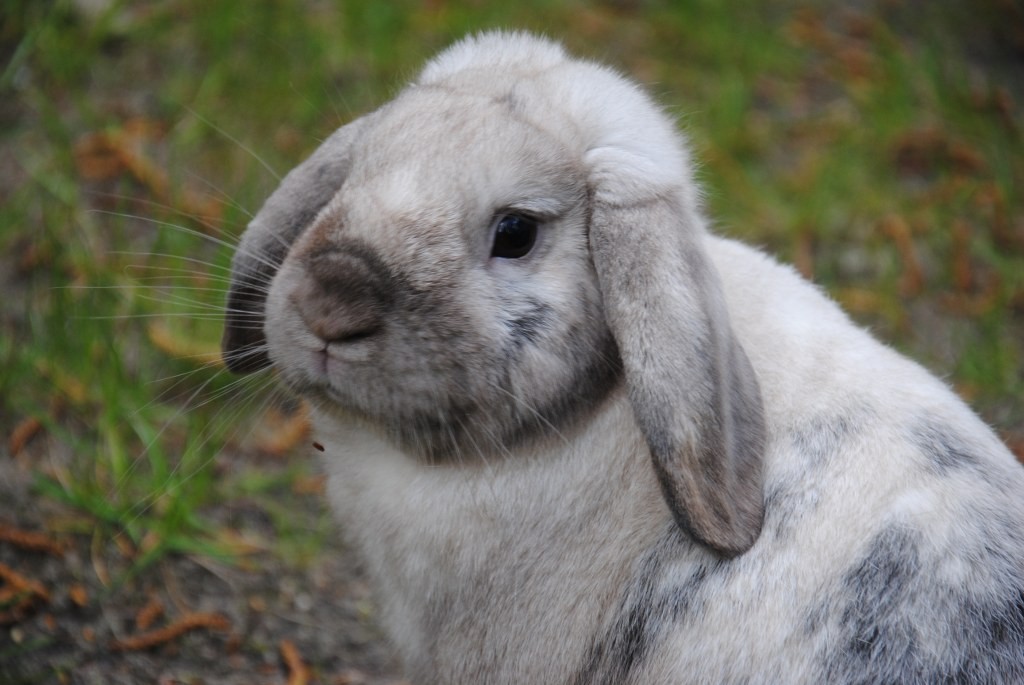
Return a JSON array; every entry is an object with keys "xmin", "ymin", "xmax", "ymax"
[{"xmin": 490, "ymin": 214, "xmax": 538, "ymax": 259}]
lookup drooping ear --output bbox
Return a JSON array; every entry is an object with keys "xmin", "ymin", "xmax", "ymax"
[
  {"xmin": 576, "ymin": 75, "xmax": 766, "ymax": 557},
  {"xmin": 589, "ymin": 191, "xmax": 766, "ymax": 556},
  {"xmin": 222, "ymin": 117, "xmax": 368, "ymax": 373}
]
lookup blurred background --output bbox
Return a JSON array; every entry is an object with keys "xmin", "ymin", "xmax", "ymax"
[{"xmin": 1, "ymin": 0, "xmax": 1022, "ymax": 682}]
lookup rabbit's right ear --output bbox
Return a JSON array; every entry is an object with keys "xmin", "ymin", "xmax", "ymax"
[
  {"xmin": 589, "ymin": 190, "xmax": 766, "ymax": 557},
  {"xmin": 222, "ymin": 117, "xmax": 367, "ymax": 373},
  {"xmin": 575, "ymin": 72, "xmax": 766, "ymax": 557}
]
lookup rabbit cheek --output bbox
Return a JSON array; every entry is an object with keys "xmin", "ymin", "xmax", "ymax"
[
  {"xmin": 505, "ymin": 298, "xmax": 552, "ymax": 349},
  {"xmin": 492, "ymin": 284, "xmax": 621, "ymax": 448}
]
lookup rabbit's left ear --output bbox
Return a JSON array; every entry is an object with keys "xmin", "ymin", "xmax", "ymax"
[
  {"xmin": 222, "ymin": 116, "xmax": 369, "ymax": 373},
  {"xmin": 579, "ymin": 79, "xmax": 766, "ymax": 557}
]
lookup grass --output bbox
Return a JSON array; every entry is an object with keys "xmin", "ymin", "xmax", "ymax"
[{"xmin": 2, "ymin": 0, "xmax": 1022, "ymax": 574}]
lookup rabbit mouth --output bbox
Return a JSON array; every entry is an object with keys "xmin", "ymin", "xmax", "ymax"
[
  {"xmin": 316, "ymin": 336, "xmax": 377, "ymax": 369},
  {"xmin": 284, "ymin": 327, "xmax": 623, "ymax": 464}
]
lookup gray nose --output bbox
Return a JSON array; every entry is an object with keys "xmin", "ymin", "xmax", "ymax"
[{"xmin": 295, "ymin": 246, "xmax": 389, "ymax": 344}]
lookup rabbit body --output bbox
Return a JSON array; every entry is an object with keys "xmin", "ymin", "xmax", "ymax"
[
  {"xmin": 315, "ymin": 236, "xmax": 1024, "ymax": 684},
  {"xmin": 224, "ymin": 32, "xmax": 1024, "ymax": 684}
]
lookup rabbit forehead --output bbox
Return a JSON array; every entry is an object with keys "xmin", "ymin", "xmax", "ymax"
[{"xmin": 336, "ymin": 88, "xmax": 584, "ymax": 240}]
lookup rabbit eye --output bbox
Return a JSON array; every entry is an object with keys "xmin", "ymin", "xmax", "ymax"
[{"xmin": 490, "ymin": 214, "xmax": 538, "ymax": 259}]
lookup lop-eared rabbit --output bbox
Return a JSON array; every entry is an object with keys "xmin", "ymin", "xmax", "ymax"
[{"xmin": 222, "ymin": 32, "xmax": 1024, "ymax": 684}]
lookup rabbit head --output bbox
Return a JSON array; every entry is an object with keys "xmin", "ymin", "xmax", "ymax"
[{"xmin": 222, "ymin": 32, "xmax": 766, "ymax": 556}]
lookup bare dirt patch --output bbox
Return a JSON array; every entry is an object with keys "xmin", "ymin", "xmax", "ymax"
[{"xmin": 0, "ymin": 439, "xmax": 404, "ymax": 685}]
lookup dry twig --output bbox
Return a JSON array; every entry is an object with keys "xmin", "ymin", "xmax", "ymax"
[
  {"xmin": 8, "ymin": 416, "xmax": 43, "ymax": 456},
  {"xmin": 0, "ymin": 562, "xmax": 50, "ymax": 623},
  {"xmin": 110, "ymin": 612, "xmax": 230, "ymax": 651},
  {"xmin": 281, "ymin": 639, "xmax": 312, "ymax": 685},
  {"xmin": 0, "ymin": 522, "xmax": 64, "ymax": 556},
  {"xmin": 135, "ymin": 595, "xmax": 165, "ymax": 631}
]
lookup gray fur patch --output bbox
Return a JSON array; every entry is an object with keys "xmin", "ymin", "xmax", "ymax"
[
  {"xmin": 945, "ymin": 589, "xmax": 1024, "ymax": 682},
  {"xmin": 506, "ymin": 298, "xmax": 552, "ymax": 349},
  {"xmin": 762, "ymin": 410, "xmax": 866, "ymax": 543},
  {"xmin": 790, "ymin": 412, "xmax": 860, "ymax": 465},
  {"xmin": 813, "ymin": 524, "xmax": 1024, "ymax": 684},
  {"xmin": 812, "ymin": 525, "xmax": 925, "ymax": 683},
  {"xmin": 910, "ymin": 417, "xmax": 982, "ymax": 474},
  {"xmin": 835, "ymin": 526, "xmax": 922, "ymax": 678},
  {"xmin": 572, "ymin": 527, "xmax": 720, "ymax": 685}
]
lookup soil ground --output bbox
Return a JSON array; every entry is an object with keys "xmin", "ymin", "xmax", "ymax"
[{"xmin": 0, "ymin": 438, "xmax": 405, "ymax": 685}]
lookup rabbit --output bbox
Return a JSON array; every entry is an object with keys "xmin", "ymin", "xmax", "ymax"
[{"xmin": 221, "ymin": 31, "xmax": 1024, "ymax": 684}]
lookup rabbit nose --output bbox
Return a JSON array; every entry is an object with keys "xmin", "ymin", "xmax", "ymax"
[{"xmin": 295, "ymin": 247, "xmax": 389, "ymax": 344}]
